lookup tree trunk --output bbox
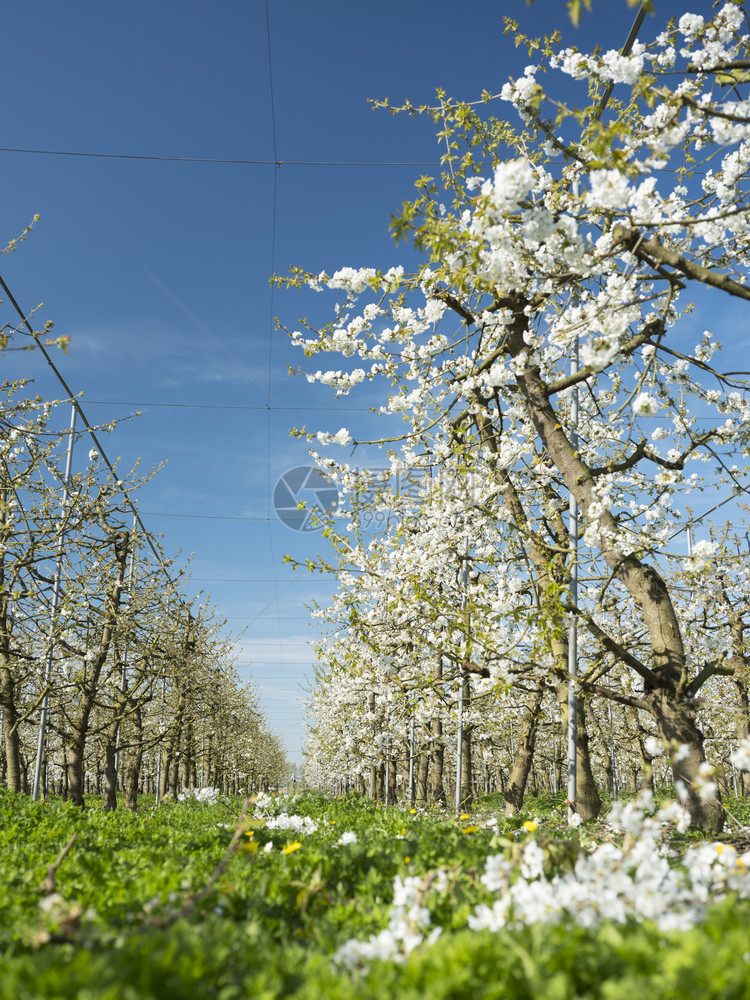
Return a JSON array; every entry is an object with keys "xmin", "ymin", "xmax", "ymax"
[
  {"xmin": 556, "ymin": 682, "xmax": 602, "ymax": 821},
  {"xmin": 103, "ymin": 732, "xmax": 119, "ymax": 811},
  {"xmin": 67, "ymin": 738, "xmax": 87, "ymax": 807},
  {"xmin": 169, "ymin": 752, "xmax": 181, "ymax": 796},
  {"xmin": 66, "ymin": 526, "xmax": 131, "ymax": 807},
  {"xmin": 649, "ymin": 688, "xmax": 724, "ymax": 831},
  {"xmin": 430, "ymin": 657, "xmax": 446, "ymax": 804},
  {"xmin": 0, "ymin": 663, "xmax": 21, "ymax": 792},
  {"xmin": 515, "ymin": 332, "xmax": 723, "ymax": 831},
  {"xmin": 416, "ymin": 723, "xmax": 430, "ymax": 804},
  {"xmin": 102, "ymin": 708, "xmax": 123, "ymax": 811},
  {"xmin": 184, "ymin": 719, "xmax": 196, "ymax": 789},
  {"xmin": 588, "ymin": 706, "xmax": 615, "ymax": 796},
  {"xmin": 735, "ymin": 677, "xmax": 750, "ymax": 796},
  {"xmin": 504, "ymin": 688, "xmax": 544, "ymax": 816},
  {"xmin": 158, "ymin": 747, "xmax": 170, "ymax": 801},
  {"xmin": 460, "ymin": 723, "xmax": 473, "ymax": 811},
  {"xmin": 387, "ymin": 751, "xmax": 398, "ymax": 804},
  {"xmin": 638, "ymin": 735, "xmax": 655, "ymax": 792},
  {"xmin": 125, "ymin": 704, "xmax": 144, "ymax": 810}
]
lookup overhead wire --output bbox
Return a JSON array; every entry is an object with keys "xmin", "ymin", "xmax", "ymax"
[
  {"xmin": 84, "ymin": 399, "xmax": 374, "ymax": 411},
  {"xmin": 0, "ymin": 146, "xmax": 438, "ymax": 167},
  {"xmin": 82, "ymin": 398, "xmax": 735, "ymax": 418}
]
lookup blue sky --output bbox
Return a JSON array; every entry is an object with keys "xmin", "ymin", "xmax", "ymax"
[{"xmin": 1, "ymin": 0, "xmax": 709, "ymax": 765}]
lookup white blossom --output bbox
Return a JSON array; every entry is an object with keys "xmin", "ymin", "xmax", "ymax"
[
  {"xmin": 586, "ymin": 169, "xmax": 631, "ymax": 211},
  {"xmin": 633, "ymin": 393, "xmax": 659, "ymax": 417}
]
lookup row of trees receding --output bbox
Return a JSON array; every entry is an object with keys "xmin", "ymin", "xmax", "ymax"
[
  {"xmin": 289, "ymin": 3, "xmax": 750, "ymax": 831},
  {"xmin": 0, "ymin": 330, "xmax": 287, "ymax": 808}
]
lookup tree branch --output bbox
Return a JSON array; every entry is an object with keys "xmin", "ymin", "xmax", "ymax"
[
  {"xmin": 38, "ymin": 835, "xmax": 78, "ymax": 895},
  {"xmin": 687, "ymin": 657, "xmax": 735, "ymax": 698},
  {"xmin": 614, "ymin": 226, "xmax": 750, "ymax": 302},
  {"xmin": 580, "ymin": 681, "xmax": 650, "ymax": 712},
  {"xmin": 574, "ymin": 609, "xmax": 659, "ymax": 688}
]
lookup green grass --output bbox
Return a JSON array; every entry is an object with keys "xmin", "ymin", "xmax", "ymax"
[{"xmin": 2, "ymin": 787, "xmax": 750, "ymax": 998}]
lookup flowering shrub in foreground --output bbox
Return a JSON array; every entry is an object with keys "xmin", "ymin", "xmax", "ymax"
[
  {"xmin": 177, "ymin": 786, "xmax": 221, "ymax": 805},
  {"xmin": 334, "ymin": 792, "xmax": 750, "ymax": 970},
  {"xmin": 468, "ymin": 795, "xmax": 750, "ymax": 935}
]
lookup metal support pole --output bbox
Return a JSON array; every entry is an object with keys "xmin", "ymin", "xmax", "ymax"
[
  {"xmin": 551, "ymin": 739, "xmax": 558, "ymax": 794},
  {"xmin": 369, "ymin": 691, "xmax": 376, "ymax": 800},
  {"xmin": 455, "ymin": 674, "xmax": 465, "ymax": 814},
  {"xmin": 567, "ymin": 336, "xmax": 579, "ymax": 825},
  {"xmin": 385, "ymin": 736, "xmax": 390, "ymax": 806},
  {"xmin": 114, "ymin": 513, "xmax": 138, "ymax": 781},
  {"xmin": 408, "ymin": 711, "xmax": 415, "ymax": 805},
  {"xmin": 609, "ymin": 701, "xmax": 618, "ymax": 798},
  {"xmin": 33, "ymin": 404, "xmax": 77, "ymax": 802},
  {"xmin": 455, "ymin": 545, "xmax": 469, "ymax": 814},
  {"xmin": 155, "ymin": 675, "xmax": 166, "ymax": 806}
]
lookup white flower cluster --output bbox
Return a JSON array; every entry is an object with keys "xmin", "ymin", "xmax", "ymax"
[
  {"xmin": 684, "ymin": 538, "xmax": 717, "ymax": 574},
  {"xmin": 678, "ymin": 12, "xmax": 704, "ymax": 39},
  {"xmin": 550, "ymin": 47, "xmax": 591, "ymax": 80},
  {"xmin": 586, "ymin": 169, "xmax": 631, "ymax": 211},
  {"xmin": 254, "ymin": 791, "xmax": 274, "ymax": 813},
  {"xmin": 599, "ymin": 42, "xmax": 645, "ymax": 85},
  {"xmin": 580, "ymin": 333, "xmax": 622, "ymax": 373},
  {"xmin": 333, "ymin": 795, "xmax": 750, "ymax": 974},
  {"xmin": 333, "ymin": 873, "xmax": 442, "ymax": 970},
  {"xmin": 633, "ymin": 393, "xmax": 659, "ymax": 417},
  {"xmin": 177, "ymin": 786, "xmax": 220, "ymax": 805},
  {"xmin": 479, "ymin": 158, "xmax": 536, "ymax": 218},
  {"xmin": 469, "ymin": 795, "xmax": 750, "ymax": 935},
  {"xmin": 551, "ymin": 42, "xmax": 644, "ymax": 86},
  {"xmin": 644, "ymin": 736, "xmax": 664, "ymax": 758},
  {"xmin": 325, "ymin": 267, "xmax": 377, "ymax": 294},
  {"xmin": 316, "ymin": 427, "xmax": 353, "ymax": 446},
  {"xmin": 732, "ymin": 735, "xmax": 750, "ymax": 772},
  {"xmin": 335, "ymin": 830, "xmax": 358, "ymax": 846},
  {"xmin": 264, "ymin": 812, "xmax": 319, "ymax": 835},
  {"xmin": 308, "ymin": 369, "xmax": 369, "ymax": 394}
]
